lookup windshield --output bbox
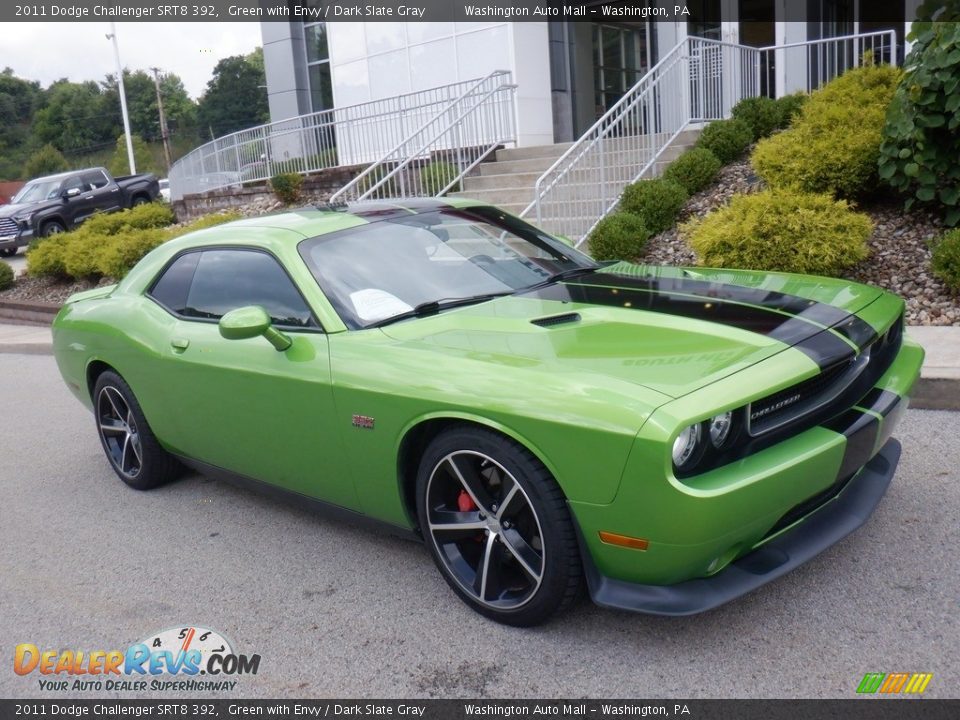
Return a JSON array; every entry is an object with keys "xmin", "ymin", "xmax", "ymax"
[
  {"xmin": 12, "ymin": 180, "xmax": 61, "ymax": 204},
  {"xmin": 298, "ymin": 207, "xmax": 598, "ymax": 329}
]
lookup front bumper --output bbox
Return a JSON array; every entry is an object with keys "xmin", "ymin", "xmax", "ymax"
[
  {"xmin": 0, "ymin": 226, "xmax": 32, "ymax": 249},
  {"xmin": 579, "ymin": 438, "xmax": 900, "ymax": 616}
]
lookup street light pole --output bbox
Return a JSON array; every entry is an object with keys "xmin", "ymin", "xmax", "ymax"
[
  {"xmin": 107, "ymin": 22, "xmax": 136, "ymax": 174},
  {"xmin": 150, "ymin": 67, "xmax": 173, "ymax": 172}
]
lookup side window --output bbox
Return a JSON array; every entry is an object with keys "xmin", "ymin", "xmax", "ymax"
[
  {"xmin": 81, "ymin": 171, "xmax": 110, "ymax": 190},
  {"xmin": 182, "ymin": 249, "xmax": 316, "ymax": 329},
  {"xmin": 149, "ymin": 252, "xmax": 200, "ymax": 314},
  {"xmin": 61, "ymin": 175, "xmax": 85, "ymax": 196}
]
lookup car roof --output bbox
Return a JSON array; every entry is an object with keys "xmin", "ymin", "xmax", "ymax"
[{"xmin": 219, "ymin": 197, "xmax": 486, "ymax": 238}]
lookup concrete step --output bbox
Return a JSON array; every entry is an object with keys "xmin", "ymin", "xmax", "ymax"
[
  {"xmin": 495, "ymin": 142, "xmax": 574, "ymax": 162},
  {"xmin": 479, "ymin": 156, "xmax": 560, "ymax": 176},
  {"xmin": 462, "ymin": 171, "xmax": 542, "ymax": 191}
]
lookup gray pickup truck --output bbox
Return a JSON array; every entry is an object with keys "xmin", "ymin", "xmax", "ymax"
[{"xmin": 0, "ymin": 167, "xmax": 159, "ymax": 256}]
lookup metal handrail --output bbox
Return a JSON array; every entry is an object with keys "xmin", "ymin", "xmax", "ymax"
[
  {"xmin": 525, "ymin": 30, "xmax": 898, "ymax": 246},
  {"xmin": 330, "ymin": 70, "xmax": 516, "ymax": 202},
  {"xmin": 168, "ymin": 72, "xmax": 515, "ymax": 201}
]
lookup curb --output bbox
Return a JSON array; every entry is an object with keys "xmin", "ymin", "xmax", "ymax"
[{"xmin": 0, "ymin": 299, "xmax": 59, "ymax": 327}]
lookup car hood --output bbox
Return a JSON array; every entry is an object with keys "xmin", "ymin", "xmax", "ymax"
[
  {"xmin": 0, "ymin": 202, "xmax": 37, "ymax": 218},
  {"xmin": 378, "ymin": 264, "xmax": 884, "ymax": 399}
]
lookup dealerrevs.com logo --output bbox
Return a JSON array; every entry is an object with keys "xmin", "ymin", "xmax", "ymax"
[{"xmin": 14, "ymin": 626, "xmax": 261, "ymax": 692}]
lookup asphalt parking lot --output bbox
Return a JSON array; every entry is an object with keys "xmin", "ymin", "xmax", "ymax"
[{"xmin": 1, "ymin": 354, "xmax": 957, "ymax": 699}]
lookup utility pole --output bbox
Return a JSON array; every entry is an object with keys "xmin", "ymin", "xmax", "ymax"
[
  {"xmin": 150, "ymin": 67, "xmax": 173, "ymax": 172},
  {"xmin": 106, "ymin": 22, "xmax": 135, "ymax": 174}
]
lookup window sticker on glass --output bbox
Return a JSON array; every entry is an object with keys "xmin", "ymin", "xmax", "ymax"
[{"xmin": 350, "ymin": 289, "xmax": 413, "ymax": 323}]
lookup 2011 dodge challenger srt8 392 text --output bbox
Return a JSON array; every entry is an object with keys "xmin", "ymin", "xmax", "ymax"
[{"xmin": 52, "ymin": 199, "xmax": 924, "ymax": 626}]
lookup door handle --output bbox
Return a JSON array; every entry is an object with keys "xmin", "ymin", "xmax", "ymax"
[{"xmin": 170, "ymin": 337, "xmax": 190, "ymax": 352}]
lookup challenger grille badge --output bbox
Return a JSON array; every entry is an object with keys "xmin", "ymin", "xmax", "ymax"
[
  {"xmin": 750, "ymin": 394, "xmax": 802, "ymax": 421},
  {"xmin": 351, "ymin": 414, "xmax": 375, "ymax": 429}
]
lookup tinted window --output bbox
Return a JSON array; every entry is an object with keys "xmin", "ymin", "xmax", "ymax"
[
  {"xmin": 149, "ymin": 252, "xmax": 200, "ymax": 313},
  {"xmin": 183, "ymin": 250, "xmax": 315, "ymax": 328},
  {"xmin": 81, "ymin": 170, "xmax": 110, "ymax": 189},
  {"xmin": 61, "ymin": 175, "xmax": 85, "ymax": 194}
]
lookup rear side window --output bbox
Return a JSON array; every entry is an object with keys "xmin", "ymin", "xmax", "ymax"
[
  {"xmin": 149, "ymin": 249, "xmax": 317, "ymax": 329},
  {"xmin": 149, "ymin": 252, "xmax": 200, "ymax": 313},
  {"xmin": 81, "ymin": 170, "xmax": 110, "ymax": 189}
]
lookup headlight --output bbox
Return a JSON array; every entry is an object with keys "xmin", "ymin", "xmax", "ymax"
[
  {"xmin": 709, "ymin": 411, "xmax": 733, "ymax": 448},
  {"xmin": 672, "ymin": 423, "xmax": 703, "ymax": 471}
]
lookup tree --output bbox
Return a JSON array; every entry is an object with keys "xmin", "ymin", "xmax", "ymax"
[
  {"xmin": 196, "ymin": 48, "xmax": 269, "ymax": 139},
  {"xmin": 31, "ymin": 79, "xmax": 119, "ymax": 154},
  {"xmin": 100, "ymin": 69, "xmax": 196, "ymax": 143},
  {"xmin": 22, "ymin": 144, "xmax": 68, "ymax": 178},
  {"xmin": 108, "ymin": 134, "xmax": 158, "ymax": 177}
]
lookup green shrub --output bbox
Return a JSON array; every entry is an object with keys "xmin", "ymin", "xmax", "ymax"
[
  {"xmin": 773, "ymin": 93, "xmax": 807, "ymax": 128},
  {"xmin": 662, "ymin": 148, "xmax": 722, "ymax": 195},
  {"xmin": 0, "ymin": 261, "xmax": 13, "ymax": 291},
  {"xmin": 83, "ymin": 203, "xmax": 175, "ymax": 236},
  {"xmin": 420, "ymin": 161, "xmax": 461, "ymax": 195},
  {"xmin": 270, "ymin": 173, "xmax": 304, "ymax": 204},
  {"xmin": 107, "ymin": 134, "xmax": 158, "ymax": 177},
  {"xmin": 695, "ymin": 118, "xmax": 753, "ymax": 164},
  {"xmin": 879, "ymin": 23, "xmax": 960, "ymax": 225},
  {"xmin": 732, "ymin": 97, "xmax": 781, "ymax": 141},
  {"xmin": 932, "ymin": 229, "xmax": 960, "ymax": 292},
  {"xmin": 752, "ymin": 63, "xmax": 902, "ymax": 198},
  {"xmin": 683, "ymin": 189, "xmax": 873, "ymax": 276},
  {"xmin": 587, "ymin": 213, "xmax": 651, "ymax": 262},
  {"xmin": 97, "ymin": 229, "xmax": 170, "ymax": 280},
  {"xmin": 26, "ymin": 238, "xmax": 68, "ymax": 278},
  {"xmin": 618, "ymin": 178, "xmax": 688, "ymax": 234},
  {"xmin": 62, "ymin": 230, "xmax": 101, "ymax": 279}
]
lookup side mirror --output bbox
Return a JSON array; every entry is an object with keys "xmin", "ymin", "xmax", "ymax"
[
  {"xmin": 218, "ymin": 306, "xmax": 291, "ymax": 351},
  {"xmin": 63, "ymin": 187, "xmax": 81, "ymax": 199}
]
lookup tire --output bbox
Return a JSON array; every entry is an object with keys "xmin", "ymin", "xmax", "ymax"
[
  {"xmin": 0, "ymin": 247, "xmax": 15, "ymax": 257},
  {"xmin": 132, "ymin": 195, "xmax": 150, "ymax": 206},
  {"xmin": 92, "ymin": 370, "xmax": 181, "ymax": 490},
  {"xmin": 41, "ymin": 220, "xmax": 65, "ymax": 237},
  {"xmin": 416, "ymin": 425, "xmax": 582, "ymax": 626}
]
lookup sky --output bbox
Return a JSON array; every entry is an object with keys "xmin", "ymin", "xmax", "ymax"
[{"xmin": 0, "ymin": 23, "xmax": 263, "ymax": 98}]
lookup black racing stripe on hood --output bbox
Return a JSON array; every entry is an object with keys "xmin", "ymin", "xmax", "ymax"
[
  {"xmin": 521, "ymin": 282, "xmax": 855, "ymax": 368},
  {"xmin": 567, "ymin": 271, "xmax": 878, "ymax": 350}
]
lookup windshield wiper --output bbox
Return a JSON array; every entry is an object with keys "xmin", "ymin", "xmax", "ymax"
[
  {"xmin": 525, "ymin": 266, "xmax": 598, "ymax": 291},
  {"xmin": 368, "ymin": 292, "xmax": 514, "ymax": 328}
]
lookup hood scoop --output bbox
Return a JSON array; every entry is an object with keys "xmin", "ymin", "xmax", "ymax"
[{"xmin": 531, "ymin": 312, "xmax": 581, "ymax": 328}]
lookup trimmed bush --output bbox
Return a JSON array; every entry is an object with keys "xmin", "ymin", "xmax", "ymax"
[
  {"xmin": 587, "ymin": 213, "xmax": 651, "ymax": 262},
  {"xmin": 662, "ymin": 148, "xmax": 722, "ymax": 195},
  {"xmin": 26, "ymin": 238, "xmax": 68, "ymax": 278},
  {"xmin": 0, "ymin": 261, "xmax": 13, "ymax": 291},
  {"xmin": 270, "ymin": 173, "xmax": 304, "ymax": 204},
  {"xmin": 27, "ymin": 209, "xmax": 242, "ymax": 281},
  {"xmin": 682, "ymin": 189, "xmax": 873, "ymax": 277},
  {"xmin": 97, "ymin": 229, "xmax": 170, "ymax": 280},
  {"xmin": 618, "ymin": 178, "xmax": 688, "ymax": 234},
  {"xmin": 751, "ymin": 63, "xmax": 902, "ymax": 198},
  {"xmin": 420, "ymin": 161, "xmax": 461, "ymax": 195},
  {"xmin": 932, "ymin": 229, "xmax": 960, "ymax": 293},
  {"xmin": 879, "ymin": 22, "xmax": 960, "ymax": 225},
  {"xmin": 773, "ymin": 93, "xmax": 807, "ymax": 128},
  {"xmin": 695, "ymin": 118, "xmax": 753, "ymax": 164},
  {"xmin": 732, "ymin": 97, "xmax": 781, "ymax": 141},
  {"xmin": 82, "ymin": 203, "xmax": 175, "ymax": 235}
]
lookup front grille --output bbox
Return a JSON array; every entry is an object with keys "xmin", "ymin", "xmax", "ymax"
[
  {"xmin": 747, "ymin": 313, "xmax": 903, "ymax": 437},
  {"xmin": 0, "ymin": 218, "xmax": 17, "ymax": 237}
]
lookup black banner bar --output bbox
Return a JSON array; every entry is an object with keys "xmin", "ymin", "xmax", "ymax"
[
  {"xmin": 1, "ymin": 0, "xmax": 923, "ymax": 23},
  {"xmin": 1, "ymin": 700, "xmax": 959, "ymax": 720}
]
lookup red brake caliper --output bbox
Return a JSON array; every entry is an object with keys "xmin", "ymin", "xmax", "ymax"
[{"xmin": 457, "ymin": 490, "xmax": 477, "ymax": 513}]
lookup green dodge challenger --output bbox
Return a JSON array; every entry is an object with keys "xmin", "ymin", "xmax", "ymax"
[{"xmin": 52, "ymin": 199, "xmax": 924, "ymax": 626}]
